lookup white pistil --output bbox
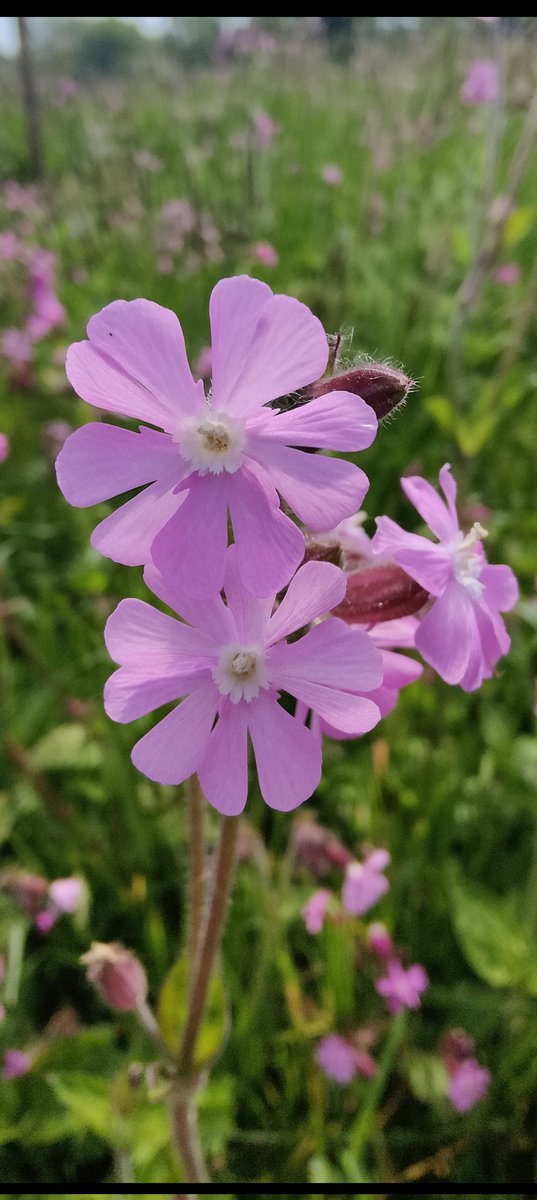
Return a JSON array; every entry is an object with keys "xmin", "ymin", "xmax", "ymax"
[
  {"xmin": 175, "ymin": 409, "xmax": 246, "ymax": 475},
  {"xmin": 452, "ymin": 522, "xmax": 488, "ymax": 599},
  {"xmin": 213, "ymin": 642, "xmax": 269, "ymax": 703}
]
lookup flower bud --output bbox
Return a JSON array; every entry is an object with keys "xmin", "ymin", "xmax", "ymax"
[
  {"xmin": 301, "ymin": 362, "xmax": 414, "ymax": 420},
  {"xmin": 290, "ymin": 815, "xmax": 353, "ymax": 876},
  {"xmin": 367, "ymin": 922, "xmax": 394, "ymax": 960},
  {"xmin": 0, "ymin": 870, "xmax": 49, "ymax": 919},
  {"xmin": 81, "ymin": 942, "xmax": 147, "ymax": 1013},
  {"xmin": 302, "ymin": 537, "xmax": 342, "ymax": 568},
  {"xmin": 331, "ymin": 564, "xmax": 428, "ymax": 625},
  {"xmin": 440, "ymin": 1027, "xmax": 475, "ymax": 1072}
]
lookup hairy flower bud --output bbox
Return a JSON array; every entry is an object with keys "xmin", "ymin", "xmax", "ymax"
[
  {"xmin": 303, "ymin": 363, "xmax": 414, "ymax": 420},
  {"xmin": 290, "ymin": 815, "xmax": 353, "ymax": 875},
  {"xmin": 0, "ymin": 870, "xmax": 49, "ymax": 918},
  {"xmin": 81, "ymin": 942, "xmax": 147, "ymax": 1013},
  {"xmin": 302, "ymin": 537, "xmax": 342, "ymax": 568},
  {"xmin": 332, "ymin": 564, "xmax": 428, "ymax": 625}
]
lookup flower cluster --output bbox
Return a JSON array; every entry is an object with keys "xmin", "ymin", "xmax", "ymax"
[{"xmin": 56, "ymin": 274, "xmax": 517, "ymax": 818}]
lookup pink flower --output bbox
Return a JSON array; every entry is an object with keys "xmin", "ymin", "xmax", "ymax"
[
  {"xmin": 495, "ymin": 262, "xmax": 520, "ymax": 285},
  {"xmin": 372, "ymin": 464, "xmax": 518, "ymax": 691},
  {"xmin": 49, "ymin": 877, "xmax": 83, "ymax": 914},
  {"xmin": 342, "ymin": 849, "xmax": 390, "ymax": 916},
  {"xmin": 35, "ymin": 910, "xmax": 56, "ymax": 934},
  {"xmin": 302, "ymin": 888, "xmax": 332, "ymax": 933},
  {"xmin": 315, "ymin": 1034, "xmax": 357, "ymax": 1084},
  {"xmin": 321, "ymin": 164, "xmax": 343, "ymax": 186},
  {"xmin": 461, "ymin": 59, "xmax": 499, "ymax": 105},
  {"xmin": 194, "ymin": 344, "xmax": 212, "ymax": 380},
  {"xmin": 0, "ymin": 231, "xmax": 20, "ymax": 260},
  {"xmin": 253, "ymin": 111, "xmax": 279, "ymax": 148},
  {"xmin": 1, "ymin": 329, "xmax": 32, "ymax": 365},
  {"xmin": 376, "ymin": 958, "xmax": 428, "ymax": 1014},
  {"xmin": 0, "ymin": 433, "xmax": 9, "ymax": 463},
  {"xmin": 56, "ymin": 276, "xmax": 377, "ymax": 598},
  {"xmin": 367, "ymin": 922, "xmax": 394, "ymax": 960},
  {"xmin": 252, "ymin": 241, "xmax": 279, "ymax": 268},
  {"xmin": 2, "ymin": 1050, "xmax": 31, "ymax": 1079},
  {"xmin": 104, "ymin": 550, "xmax": 382, "ymax": 813},
  {"xmin": 448, "ymin": 1058, "xmax": 490, "ymax": 1112}
]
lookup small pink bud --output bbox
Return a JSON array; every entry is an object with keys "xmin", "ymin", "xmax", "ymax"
[
  {"xmin": 290, "ymin": 815, "xmax": 353, "ymax": 876},
  {"xmin": 81, "ymin": 942, "xmax": 147, "ymax": 1013},
  {"xmin": 2, "ymin": 1049, "xmax": 31, "ymax": 1079},
  {"xmin": 304, "ymin": 363, "xmax": 414, "ymax": 421},
  {"xmin": 440, "ymin": 1027, "xmax": 476, "ymax": 1073},
  {"xmin": 0, "ymin": 870, "xmax": 49, "ymax": 919},
  {"xmin": 332, "ymin": 564, "xmax": 429, "ymax": 625},
  {"xmin": 35, "ymin": 910, "xmax": 57, "ymax": 934},
  {"xmin": 367, "ymin": 922, "xmax": 394, "ymax": 960}
]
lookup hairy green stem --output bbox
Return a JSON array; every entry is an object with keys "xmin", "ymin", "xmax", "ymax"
[
  {"xmin": 178, "ymin": 813, "xmax": 239, "ymax": 1077},
  {"xmin": 187, "ymin": 775, "xmax": 206, "ymax": 970},
  {"xmin": 348, "ymin": 1010, "xmax": 407, "ymax": 1162}
]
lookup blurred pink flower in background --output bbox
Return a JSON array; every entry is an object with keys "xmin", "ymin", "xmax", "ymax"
[
  {"xmin": 342, "ymin": 849, "xmax": 390, "ymax": 916},
  {"xmin": 253, "ymin": 110, "xmax": 280, "ymax": 148},
  {"xmin": 461, "ymin": 60, "xmax": 499, "ymax": 105},
  {"xmin": 0, "ymin": 231, "xmax": 21, "ymax": 261},
  {"xmin": 376, "ymin": 958, "xmax": 429, "ymax": 1014},
  {"xmin": 321, "ymin": 164, "xmax": 343, "ymax": 186},
  {"xmin": 1, "ymin": 329, "xmax": 33, "ymax": 365},
  {"xmin": 54, "ymin": 77, "xmax": 79, "ymax": 105},
  {"xmin": 315, "ymin": 1034, "xmax": 358, "ymax": 1084},
  {"xmin": 302, "ymin": 888, "xmax": 332, "ymax": 933},
  {"xmin": 252, "ymin": 241, "xmax": 279, "ymax": 267},
  {"xmin": 495, "ymin": 263, "xmax": 520, "ymax": 285},
  {"xmin": 0, "ymin": 433, "xmax": 10, "ymax": 463},
  {"xmin": 2, "ymin": 1050, "xmax": 31, "ymax": 1080},
  {"xmin": 134, "ymin": 149, "xmax": 163, "ymax": 173},
  {"xmin": 194, "ymin": 344, "xmax": 212, "ymax": 380},
  {"xmin": 448, "ymin": 1058, "xmax": 491, "ymax": 1112}
]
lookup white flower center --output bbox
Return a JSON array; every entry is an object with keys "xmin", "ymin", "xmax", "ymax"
[
  {"xmin": 175, "ymin": 409, "xmax": 246, "ymax": 475},
  {"xmin": 213, "ymin": 642, "xmax": 269, "ymax": 703},
  {"xmin": 452, "ymin": 522, "xmax": 488, "ymax": 599}
]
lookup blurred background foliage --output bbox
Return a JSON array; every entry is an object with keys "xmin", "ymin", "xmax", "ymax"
[{"xmin": 0, "ymin": 14, "xmax": 537, "ymax": 1187}]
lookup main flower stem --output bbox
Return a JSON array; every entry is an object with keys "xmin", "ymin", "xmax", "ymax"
[
  {"xmin": 178, "ymin": 812, "xmax": 239, "ymax": 1077},
  {"xmin": 171, "ymin": 807, "xmax": 239, "ymax": 1183},
  {"xmin": 187, "ymin": 774, "xmax": 206, "ymax": 969}
]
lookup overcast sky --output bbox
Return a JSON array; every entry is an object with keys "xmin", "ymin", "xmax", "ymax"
[{"xmin": 0, "ymin": 17, "xmax": 248, "ymax": 57}]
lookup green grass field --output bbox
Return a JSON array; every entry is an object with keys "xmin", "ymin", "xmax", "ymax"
[{"xmin": 1, "ymin": 18, "xmax": 537, "ymax": 1186}]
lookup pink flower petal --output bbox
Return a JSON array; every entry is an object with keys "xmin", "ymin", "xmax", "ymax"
[
  {"xmin": 289, "ymin": 677, "xmax": 381, "ymax": 735},
  {"xmin": 91, "ymin": 475, "xmax": 185, "ymax": 566},
  {"xmin": 144, "ymin": 560, "xmax": 235, "ymax": 645},
  {"xmin": 271, "ymin": 618, "xmax": 383, "ymax": 693},
  {"xmin": 131, "ymin": 683, "xmax": 219, "ymax": 785},
  {"xmin": 223, "ymin": 544, "xmax": 274, "ymax": 641},
  {"xmin": 56, "ymin": 423, "xmax": 177, "ymax": 506},
  {"xmin": 266, "ymin": 561, "xmax": 347, "ymax": 644},
  {"xmin": 250, "ymin": 441, "xmax": 369, "ymax": 530},
  {"xmin": 209, "ymin": 275, "xmax": 273, "ymax": 411},
  {"xmin": 80, "ymin": 298, "xmax": 203, "ymax": 428},
  {"xmin": 211, "ymin": 282, "xmax": 328, "ymax": 416},
  {"xmin": 415, "ymin": 581, "xmax": 475, "ymax": 683},
  {"xmin": 198, "ymin": 701, "xmax": 249, "ymax": 816},
  {"xmin": 373, "ymin": 517, "xmax": 452, "ymax": 596},
  {"xmin": 105, "ymin": 668, "xmax": 201, "ymax": 722},
  {"xmin": 152, "ymin": 473, "xmax": 230, "ymax": 597},
  {"xmin": 105, "ymin": 598, "xmax": 217, "ymax": 668},
  {"xmin": 248, "ymin": 690, "xmax": 322, "ymax": 810},
  {"xmin": 227, "ymin": 467, "xmax": 304, "ymax": 597},
  {"xmin": 438, "ymin": 463, "xmax": 459, "ymax": 529},
  {"xmin": 379, "ymin": 648, "xmax": 423, "ymax": 689},
  {"xmin": 401, "ymin": 473, "xmax": 458, "ymax": 542},
  {"xmin": 480, "ymin": 564, "xmax": 518, "ymax": 612},
  {"xmin": 269, "ymin": 390, "xmax": 377, "ymax": 451},
  {"xmin": 368, "ymin": 616, "xmax": 419, "ymax": 649}
]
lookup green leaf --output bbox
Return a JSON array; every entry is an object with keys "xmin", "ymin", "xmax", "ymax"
[
  {"xmin": 31, "ymin": 724, "xmax": 102, "ymax": 771},
  {"xmin": 157, "ymin": 951, "xmax": 228, "ymax": 1068},
  {"xmin": 46, "ymin": 1072, "xmax": 115, "ymax": 1141},
  {"xmin": 503, "ymin": 206, "xmax": 535, "ymax": 248},
  {"xmin": 403, "ymin": 1050, "xmax": 449, "ymax": 1104},
  {"xmin": 450, "ymin": 873, "xmax": 537, "ymax": 993}
]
